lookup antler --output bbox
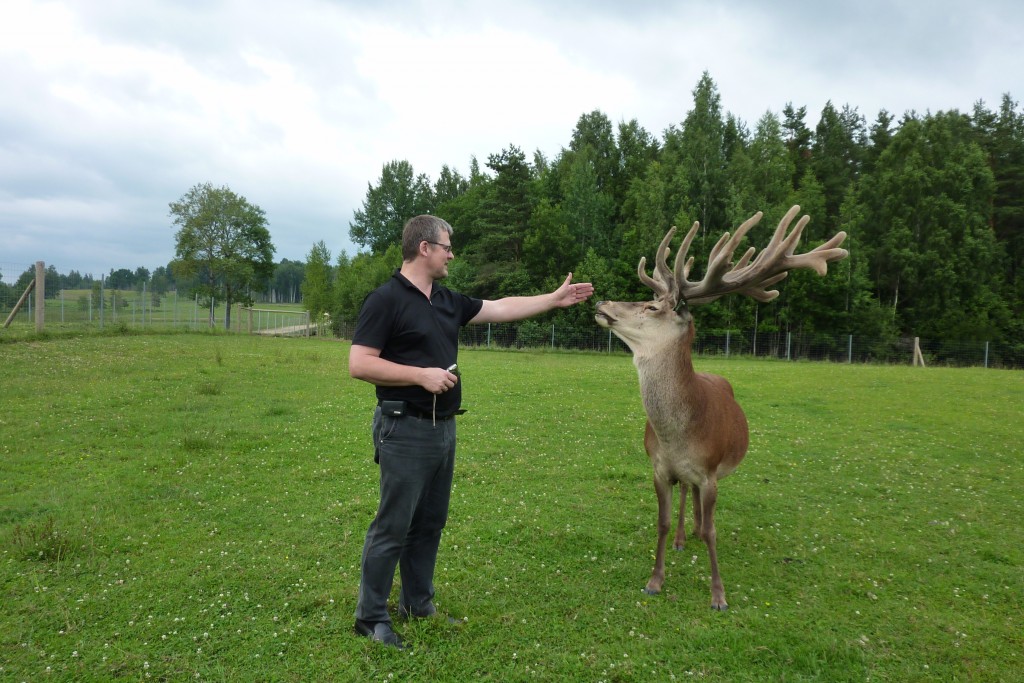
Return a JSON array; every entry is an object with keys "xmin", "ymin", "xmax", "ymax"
[{"xmin": 638, "ymin": 205, "xmax": 848, "ymax": 306}]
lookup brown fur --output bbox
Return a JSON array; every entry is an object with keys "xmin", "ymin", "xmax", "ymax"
[
  {"xmin": 594, "ymin": 208, "xmax": 846, "ymax": 609},
  {"xmin": 597, "ymin": 302, "xmax": 745, "ymax": 608}
]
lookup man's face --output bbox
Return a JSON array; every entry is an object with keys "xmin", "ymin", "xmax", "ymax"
[{"xmin": 425, "ymin": 233, "xmax": 454, "ymax": 279}]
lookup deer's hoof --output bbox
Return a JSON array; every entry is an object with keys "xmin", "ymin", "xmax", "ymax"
[
  {"xmin": 642, "ymin": 587, "xmax": 661, "ymax": 596},
  {"xmin": 711, "ymin": 602, "xmax": 729, "ymax": 611}
]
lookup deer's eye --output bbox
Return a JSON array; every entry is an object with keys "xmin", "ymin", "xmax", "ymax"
[{"xmin": 644, "ymin": 304, "xmax": 659, "ymax": 312}]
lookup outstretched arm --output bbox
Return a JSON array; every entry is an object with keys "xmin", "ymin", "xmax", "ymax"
[{"xmin": 470, "ymin": 273, "xmax": 595, "ymax": 324}]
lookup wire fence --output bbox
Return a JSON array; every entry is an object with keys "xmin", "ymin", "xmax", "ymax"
[
  {"xmin": 331, "ymin": 320, "xmax": 1023, "ymax": 370},
  {"xmin": 0, "ymin": 281, "xmax": 312, "ymax": 337},
  {"xmin": 486, "ymin": 324, "xmax": 1024, "ymax": 369}
]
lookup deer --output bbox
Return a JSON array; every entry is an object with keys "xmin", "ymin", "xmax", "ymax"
[{"xmin": 595, "ymin": 205, "xmax": 848, "ymax": 610}]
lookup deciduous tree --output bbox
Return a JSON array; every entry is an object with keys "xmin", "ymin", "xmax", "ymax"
[
  {"xmin": 302, "ymin": 241, "xmax": 333, "ymax": 321},
  {"xmin": 169, "ymin": 182, "xmax": 275, "ymax": 329},
  {"xmin": 350, "ymin": 160, "xmax": 434, "ymax": 252}
]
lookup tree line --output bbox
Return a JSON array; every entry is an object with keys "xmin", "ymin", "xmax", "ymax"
[
  {"xmin": 303, "ymin": 73, "xmax": 1021, "ymax": 353},
  {"xmin": 9, "ymin": 72, "xmax": 1019, "ymax": 350}
]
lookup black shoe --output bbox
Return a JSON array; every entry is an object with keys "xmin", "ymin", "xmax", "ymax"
[
  {"xmin": 354, "ymin": 619, "xmax": 405, "ymax": 649},
  {"xmin": 398, "ymin": 603, "xmax": 463, "ymax": 624}
]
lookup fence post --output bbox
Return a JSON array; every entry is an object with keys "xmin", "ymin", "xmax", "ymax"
[
  {"xmin": 3, "ymin": 276, "xmax": 35, "ymax": 329},
  {"xmin": 725, "ymin": 330, "xmax": 731, "ymax": 357},
  {"xmin": 848, "ymin": 335, "xmax": 853, "ymax": 363},
  {"xmin": 984, "ymin": 341, "xmax": 989, "ymax": 368},
  {"xmin": 608, "ymin": 329, "xmax": 613, "ymax": 353},
  {"xmin": 913, "ymin": 337, "xmax": 926, "ymax": 367},
  {"xmin": 786, "ymin": 331, "xmax": 791, "ymax": 361},
  {"xmin": 487, "ymin": 323, "xmax": 491, "ymax": 348},
  {"xmin": 34, "ymin": 261, "xmax": 44, "ymax": 332},
  {"xmin": 551, "ymin": 324, "xmax": 555, "ymax": 349}
]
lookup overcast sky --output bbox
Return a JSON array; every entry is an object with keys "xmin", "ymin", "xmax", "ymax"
[{"xmin": 1, "ymin": 0, "xmax": 1021, "ymax": 281}]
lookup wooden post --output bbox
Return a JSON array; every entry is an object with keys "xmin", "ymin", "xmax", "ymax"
[
  {"xmin": 913, "ymin": 337, "xmax": 927, "ymax": 367},
  {"xmin": 3, "ymin": 279, "xmax": 35, "ymax": 328},
  {"xmin": 35, "ymin": 261, "xmax": 45, "ymax": 332}
]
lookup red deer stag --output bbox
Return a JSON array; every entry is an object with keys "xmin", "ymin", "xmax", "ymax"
[{"xmin": 595, "ymin": 205, "xmax": 847, "ymax": 610}]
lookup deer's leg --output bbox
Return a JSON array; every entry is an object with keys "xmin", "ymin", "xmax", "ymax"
[
  {"xmin": 698, "ymin": 480, "xmax": 727, "ymax": 610},
  {"xmin": 672, "ymin": 483, "xmax": 687, "ymax": 550},
  {"xmin": 644, "ymin": 476, "xmax": 673, "ymax": 595},
  {"xmin": 691, "ymin": 483, "xmax": 703, "ymax": 540}
]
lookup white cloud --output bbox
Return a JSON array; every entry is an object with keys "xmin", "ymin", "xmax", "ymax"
[{"xmin": 1, "ymin": 0, "xmax": 1021, "ymax": 277}]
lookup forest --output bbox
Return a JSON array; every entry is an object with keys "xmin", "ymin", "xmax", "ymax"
[
  {"xmin": 6, "ymin": 73, "xmax": 1020, "ymax": 356},
  {"xmin": 320, "ymin": 73, "xmax": 1023, "ymax": 355}
]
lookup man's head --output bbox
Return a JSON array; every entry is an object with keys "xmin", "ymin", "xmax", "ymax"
[{"xmin": 402, "ymin": 215, "xmax": 453, "ymax": 261}]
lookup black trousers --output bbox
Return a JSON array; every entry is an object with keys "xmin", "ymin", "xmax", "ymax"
[{"xmin": 355, "ymin": 407, "xmax": 457, "ymax": 623}]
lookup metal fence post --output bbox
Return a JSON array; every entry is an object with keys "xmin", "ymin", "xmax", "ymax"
[{"xmin": 848, "ymin": 335, "xmax": 853, "ymax": 363}]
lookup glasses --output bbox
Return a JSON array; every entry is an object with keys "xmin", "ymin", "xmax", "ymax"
[{"xmin": 425, "ymin": 240, "xmax": 453, "ymax": 254}]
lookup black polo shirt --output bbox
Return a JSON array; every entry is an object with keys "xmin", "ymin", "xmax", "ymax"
[{"xmin": 352, "ymin": 269, "xmax": 483, "ymax": 417}]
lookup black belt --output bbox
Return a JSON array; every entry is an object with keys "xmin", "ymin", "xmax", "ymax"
[
  {"xmin": 378, "ymin": 400, "xmax": 460, "ymax": 421},
  {"xmin": 406, "ymin": 404, "xmax": 455, "ymax": 421}
]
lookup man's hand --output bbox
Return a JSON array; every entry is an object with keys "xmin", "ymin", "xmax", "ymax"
[
  {"xmin": 419, "ymin": 366, "xmax": 460, "ymax": 394},
  {"xmin": 351, "ymin": 345, "xmax": 458, "ymax": 393},
  {"xmin": 552, "ymin": 273, "xmax": 595, "ymax": 308}
]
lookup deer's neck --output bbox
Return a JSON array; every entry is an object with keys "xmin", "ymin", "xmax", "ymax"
[{"xmin": 632, "ymin": 335, "xmax": 698, "ymax": 430}]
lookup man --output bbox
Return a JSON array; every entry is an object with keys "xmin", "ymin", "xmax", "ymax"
[{"xmin": 349, "ymin": 214, "xmax": 594, "ymax": 649}]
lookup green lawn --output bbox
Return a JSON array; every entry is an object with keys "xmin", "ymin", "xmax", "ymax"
[{"xmin": 1, "ymin": 334, "xmax": 1021, "ymax": 681}]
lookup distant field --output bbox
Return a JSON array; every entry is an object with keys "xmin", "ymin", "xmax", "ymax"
[{"xmin": 1, "ymin": 334, "xmax": 1021, "ymax": 681}]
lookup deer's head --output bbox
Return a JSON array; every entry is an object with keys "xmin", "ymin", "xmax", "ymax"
[{"xmin": 596, "ymin": 206, "xmax": 848, "ymax": 353}]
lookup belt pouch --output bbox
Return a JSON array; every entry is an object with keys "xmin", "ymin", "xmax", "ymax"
[{"xmin": 380, "ymin": 400, "xmax": 406, "ymax": 417}]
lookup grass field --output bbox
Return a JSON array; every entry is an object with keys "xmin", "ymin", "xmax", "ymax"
[{"xmin": 1, "ymin": 333, "xmax": 1021, "ymax": 681}]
